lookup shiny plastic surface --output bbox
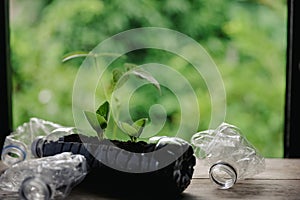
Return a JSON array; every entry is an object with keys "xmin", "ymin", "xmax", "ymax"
[
  {"xmin": 0, "ymin": 152, "xmax": 87, "ymax": 199},
  {"xmin": 191, "ymin": 123, "xmax": 265, "ymax": 189},
  {"xmin": 1, "ymin": 118, "xmax": 62, "ymax": 166}
]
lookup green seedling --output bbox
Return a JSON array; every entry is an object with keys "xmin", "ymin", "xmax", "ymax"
[
  {"xmin": 63, "ymin": 53, "xmax": 161, "ymax": 142},
  {"xmin": 84, "ymin": 101, "xmax": 109, "ymax": 139},
  {"xmin": 119, "ymin": 118, "xmax": 148, "ymax": 142}
]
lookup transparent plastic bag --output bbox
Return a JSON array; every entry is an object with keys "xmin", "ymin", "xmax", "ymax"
[
  {"xmin": 191, "ymin": 122, "xmax": 265, "ymax": 189},
  {"xmin": 0, "ymin": 152, "xmax": 87, "ymax": 200},
  {"xmin": 1, "ymin": 118, "xmax": 63, "ymax": 166}
]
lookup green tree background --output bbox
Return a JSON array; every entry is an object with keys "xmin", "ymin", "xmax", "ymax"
[{"xmin": 10, "ymin": 0, "xmax": 286, "ymax": 157}]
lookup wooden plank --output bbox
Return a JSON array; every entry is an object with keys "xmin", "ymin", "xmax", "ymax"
[
  {"xmin": 67, "ymin": 179, "xmax": 300, "ymax": 200},
  {"xmin": 68, "ymin": 190, "xmax": 120, "ymax": 200},
  {"xmin": 193, "ymin": 159, "xmax": 300, "ymax": 180},
  {"xmin": 67, "ymin": 159, "xmax": 300, "ymax": 199},
  {"xmin": 184, "ymin": 179, "xmax": 300, "ymax": 200},
  {"xmin": 1, "ymin": 159, "xmax": 300, "ymax": 199},
  {"xmin": 256, "ymin": 159, "xmax": 300, "ymax": 180},
  {"xmin": 2, "ymin": 178, "xmax": 299, "ymax": 200}
]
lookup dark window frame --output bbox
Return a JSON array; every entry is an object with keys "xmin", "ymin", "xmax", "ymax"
[
  {"xmin": 284, "ymin": 0, "xmax": 300, "ymax": 158},
  {"xmin": 0, "ymin": 0, "xmax": 299, "ymax": 157},
  {"xmin": 0, "ymin": 0, "xmax": 12, "ymax": 152}
]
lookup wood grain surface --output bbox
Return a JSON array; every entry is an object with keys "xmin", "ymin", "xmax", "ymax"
[{"xmin": 1, "ymin": 159, "xmax": 300, "ymax": 199}]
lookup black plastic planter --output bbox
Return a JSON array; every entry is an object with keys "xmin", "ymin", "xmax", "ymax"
[{"xmin": 32, "ymin": 134, "xmax": 196, "ymax": 197}]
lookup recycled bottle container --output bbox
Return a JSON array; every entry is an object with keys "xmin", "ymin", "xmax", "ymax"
[
  {"xmin": 31, "ymin": 127, "xmax": 82, "ymax": 158},
  {"xmin": 191, "ymin": 123, "xmax": 265, "ymax": 189},
  {"xmin": 31, "ymin": 132, "xmax": 196, "ymax": 196},
  {"xmin": 1, "ymin": 118, "xmax": 62, "ymax": 166},
  {"xmin": 0, "ymin": 152, "xmax": 87, "ymax": 200}
]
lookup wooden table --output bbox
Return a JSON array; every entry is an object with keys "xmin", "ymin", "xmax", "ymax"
[
  {"xmin": 1, "ymin": 159, "xmax": 300, "ymax": 199},
  {"xmin": 185, "ymin": 159, "xmax": 300, "ymax": 200},
  {"xmin": 68, "ymin": 159, "xmax": 300, "ymax": 200}
]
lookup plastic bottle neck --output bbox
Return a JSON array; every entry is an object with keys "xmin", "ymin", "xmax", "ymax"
[
  {"xmin": 209, "ymin": 162, "xmax": 237, "ymax": 189},
  {"xmin": 20, "ymin": 176, "xmax": 51, "ymax": 200}
]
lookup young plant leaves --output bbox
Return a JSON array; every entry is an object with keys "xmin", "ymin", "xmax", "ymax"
[
  {"xmin": 119, "ymin": 118, "xmax": 148, "ymax": 142},
  {"xmin": 114, "ymin": 67, "xmax": 161, "ymax": 94},
  {"xmin": 124, "ymin": 63, "xmax": 137, "ymax": 71},
  {"xmin": 96, "ymin": 101, "xmax": 110, "ymax": 122},
  {"xmin": 129, "ymin": 68, "xmax": 161, "ymax": 93},
  {"xmin": 112, "ymin": 63, "xmax": 161, "ymax": 96},
  {"xmin": 112, "ymin": 69, "xmax": 129, "ymax": 89},
  {"xmin": 132, "ymin": 118, "xmax": 148, "ymax": 138},
  {"xmin": 112, "ymin": 69, "xmax": 123, "ymax": 84},
  {"xmin": 83, "ymin": 111, "xmax": 105, "ymax": 138},
  {"xmin": 119, "ymin": 122, "xmax": 139, "ymax": 139}
]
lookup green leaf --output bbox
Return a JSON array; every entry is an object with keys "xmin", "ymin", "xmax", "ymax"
[
  {"xmin": 96, "ymin": 114, "xmax": 108, "ymax": 129},
  {"xmin": 119, "ymin": 118, "xmax": 148, "ymax": 140},
  {"xmin": 119, "ymin": 122, "xmax": 139, "ymax": 137},
  {"xmin": 112, "ymin": 69, "xmax": 124, "ymax": 84},
  {"xmin": 133, "ymin": 118, "xmax": 148, "ymax": 128},
  {"xmin": 96, "ymin": 101, "xmax": 110, "ymax": 121},
  {"xmin": 113, "ymin": 65, "xmax": 161, "ymax": 94},
  {"xmin": 128, "ymin": 68, "xmax": 161, "ymax": 93},
  {"xmin": 113, "ymin": 69, "xmax": 129, "ymax": 90},
  {"xmin": 124, "ymin": 63, "xmax": 137, "ymax": 71},
  {"xmin": 84, "ymin": 111, "xmax": 105, "ymax": 135},
  {"xmin": 132, "ymin": 118, "xmax": 148, "ymax": 138}
]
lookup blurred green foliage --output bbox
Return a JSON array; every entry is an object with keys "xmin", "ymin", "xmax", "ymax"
[{"xmin": 10, "ymin": 0, "xmax": 286, "ymax": 157}]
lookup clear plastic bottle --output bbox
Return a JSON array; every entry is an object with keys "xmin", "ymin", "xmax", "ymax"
[
  {"xmin": 149, "ymin": 136, "xmax": 189, "ymax": 148},
  {"xmin": 1, "ymin": 118, "xmax": 62, "ymax": 166},
  {"xmin": 191, "ymin": 123, "xmax": 265, "ymax": 189},
  {"xmin": 31, "ymin": 127, "xmax": 83, "ymax": 158},
  {"xmin": 0, "ymin": 152, "xmax": 87, "ymax": 200}
]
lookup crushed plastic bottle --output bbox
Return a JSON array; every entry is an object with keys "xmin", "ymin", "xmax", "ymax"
[
  {"xmin": 1, "ymin": 118, "xmax": 62, "ymax": 166},
  {"xmin": 31, "ymin": 127, "xmax": 83, "ymax": 158},
  {"xmin": 149, "ymin": 136, "xmax": 190, "ymax": 148},
  {"xmin": 0, "ymin": 152, "xmax": 87, "ymax": 200},
  {"xmin": 191, "ymin": 122, "xmax": 265, "ymax": 189}
]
